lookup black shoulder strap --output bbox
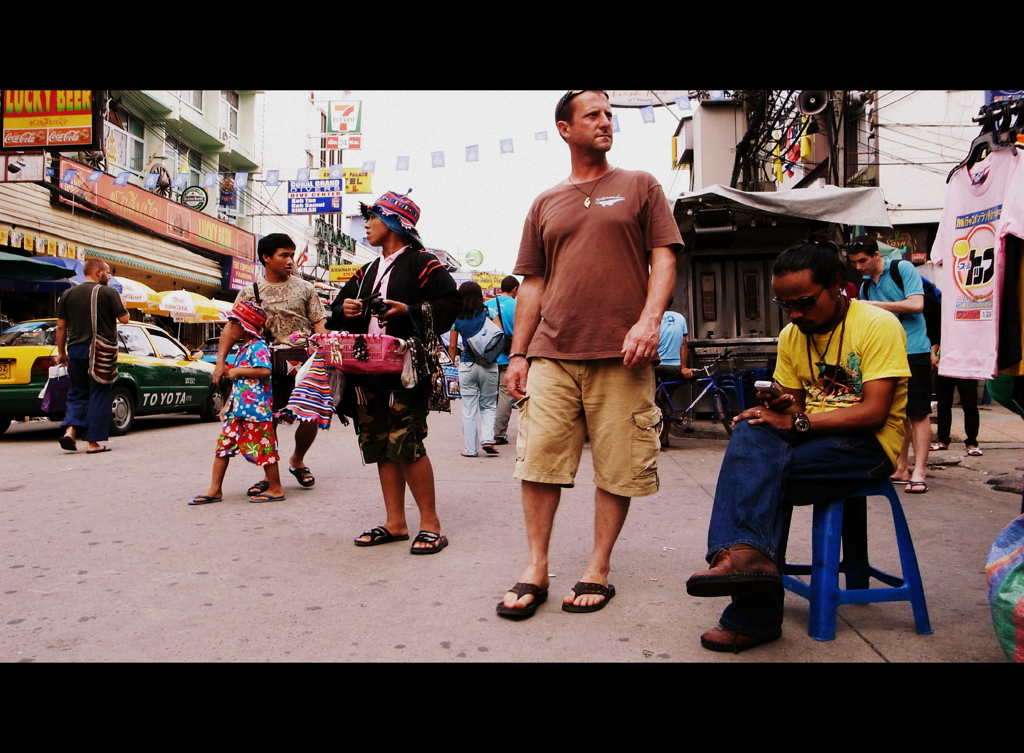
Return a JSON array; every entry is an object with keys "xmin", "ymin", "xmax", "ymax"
[
  {"xmin": 357, "ymin": 257, "xmax": 381, "ymax": 300},
  {"xmin": 889, "ymin": 259, "xmax": 905, "ymax": 293},
  {"xmin": 862, "ymin": 259, "xmax": 907, "ymax": 300},
  {"xmin": 253, "ymin": 280, "xmax": 262, "ymax": 306}
]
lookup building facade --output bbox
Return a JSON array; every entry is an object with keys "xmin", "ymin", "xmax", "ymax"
[{"xmin": 1, "ymin": 90, "xmax": 263, "ymax": 334}]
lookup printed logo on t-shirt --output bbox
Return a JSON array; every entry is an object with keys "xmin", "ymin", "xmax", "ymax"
[
  {"xmin": 803, "ymin": 351, "xmax": 864, "ymax": 408},
  {"xmin": 949, "ymin": 209, "xmax": 999, "ymax": 320},
  {"xmin": 595, "ymin": 194, "xmax": 626, "ymax": 207}
]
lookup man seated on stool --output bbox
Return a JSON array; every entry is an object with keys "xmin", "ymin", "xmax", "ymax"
[{"xmin": 685, "ymin": 239, "xmax": 910, "ymax": 653}]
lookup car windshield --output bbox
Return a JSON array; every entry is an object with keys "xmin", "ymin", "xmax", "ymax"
[
  {"xmin": 148, "ymin": 330, "xmax": 188, "ymax": 360},
  {"xmin": 117, "ymin": 325, "xmax": 155, "ymax": 356},
  {"xmin": 0, "ymin": 321, "xmax": 57, "ymax": 346}
]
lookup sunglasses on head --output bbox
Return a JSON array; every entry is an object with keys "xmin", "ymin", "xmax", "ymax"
[
  {"xmin": 846, "ymin": 240, "xmax": 876, "ymax": 254},
  {"xmin": 772, "ymin": 286, "xmax": 825, "ymax": 312},
  {"xmin": 556, "ymin": 90, "xmax": 608, "ymax": 120}
]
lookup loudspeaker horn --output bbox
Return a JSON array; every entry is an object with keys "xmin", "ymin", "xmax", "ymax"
[{"xmin": 797, "ymin": 90, "xmax": 830, "ymax": 115}]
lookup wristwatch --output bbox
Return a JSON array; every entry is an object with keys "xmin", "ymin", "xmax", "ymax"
[{"xmin": 792, "ymin": 413, "xmax": 811, "ymax": 434}]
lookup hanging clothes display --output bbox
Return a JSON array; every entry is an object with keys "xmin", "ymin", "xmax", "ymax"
[{"xmin": 932, "ymin": 101, "xmax": 1024, "ymax": 380}]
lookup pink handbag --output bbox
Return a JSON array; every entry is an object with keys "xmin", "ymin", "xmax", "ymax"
[{"xmin": 313, "ymin": 332, "xmax": 408, "ymax": 375}]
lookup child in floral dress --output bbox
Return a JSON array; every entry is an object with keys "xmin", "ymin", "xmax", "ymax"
[{"xmin": 190, "ymin": 300, "xmax": 285, "ymax": 504}]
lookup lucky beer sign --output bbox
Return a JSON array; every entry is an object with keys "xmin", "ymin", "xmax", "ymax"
[{"xmin": 2, "ymin": 90, "xmax": 101, "ymax": 151}]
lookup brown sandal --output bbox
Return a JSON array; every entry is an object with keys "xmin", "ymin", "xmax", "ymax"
[{"xmin": 496, "ymin": 583, "xmax": 548, "ymax": 619}]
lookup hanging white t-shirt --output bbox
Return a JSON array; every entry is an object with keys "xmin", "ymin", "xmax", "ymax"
[{"xmin": 931, "ymin": 148, "xmax": 1024, "ymax": 379}]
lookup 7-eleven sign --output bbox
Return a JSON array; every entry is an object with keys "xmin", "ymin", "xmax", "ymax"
[{"xmin": 329, "ymin": 101, "xmax": 362, "ymax": 133}]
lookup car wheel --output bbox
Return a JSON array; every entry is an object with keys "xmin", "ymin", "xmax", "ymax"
[
  {"xmin": 109, "ymin": 386, "xmax": 135, "ymax": 436},
  {"xmin": 0, "ymin": 417, "xmax": 10, "ymax": 436},
  {"xmin": 199, "ymin": 386, "xmax": 225, "ymax": 422}
]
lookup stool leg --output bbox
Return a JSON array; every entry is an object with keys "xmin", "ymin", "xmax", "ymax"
[
  {"xmin": 841, "ymin": 496, "xmax": 871, "ymax": 589},
  {"xmin": 807, "ymin": 501, "xmax": 844, "ymax": 641},
  {"xmin": 886, "ymin": 491, "xmax": 934, "ymax": 635}
]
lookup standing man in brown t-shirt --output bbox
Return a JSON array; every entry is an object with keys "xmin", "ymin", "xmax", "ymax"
[{"xmin": 496, "ymin": 90, "xmax": 683, "ymax": 620}]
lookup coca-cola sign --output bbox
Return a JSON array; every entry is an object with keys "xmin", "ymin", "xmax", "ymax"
[
  {"xmin": 1, "ymin": 89, "xmax": 101, "ymax": 152},
  {"xmin": 48, "ymin": 128, "xmax": 91, "ymax": 143},
  {"xmin": 3, "ymin": 130, "xmax": 45, "ymax": 146}
]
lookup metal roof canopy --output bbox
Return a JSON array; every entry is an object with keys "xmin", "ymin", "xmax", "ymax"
[{"xmin": 673, "ymin": 184, "xmax": 891, "ymax": 234}]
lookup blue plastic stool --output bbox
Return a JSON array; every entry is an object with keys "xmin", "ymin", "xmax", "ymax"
[{"xmin": 781, "ymin": 480, "xmax": 933, "ymax": 641}]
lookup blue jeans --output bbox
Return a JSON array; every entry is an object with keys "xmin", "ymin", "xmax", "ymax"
[
  {"xmin": 458, "ymin": 360, "xmax": 498, "ymax": 455},
  {"xmin": 61, "ymin": 343, "xmax": 112, "ymax": 443},
  {"xmin": 707, "ymin": 419, "xmax": 893, "ymax": 639}
]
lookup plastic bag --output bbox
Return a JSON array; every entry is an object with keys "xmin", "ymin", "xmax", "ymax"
[
  {"xmin": 986, "ymin": 514, "xmax": 1024, "ymax": 662},
  {"xmin": 39, "ymin": 365, "xmax": 70, "ymax": 413}
]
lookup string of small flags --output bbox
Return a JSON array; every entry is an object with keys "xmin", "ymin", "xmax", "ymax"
[{"xmin": 56, "ymin": 97, "xmax": 694, "ymax": 187}]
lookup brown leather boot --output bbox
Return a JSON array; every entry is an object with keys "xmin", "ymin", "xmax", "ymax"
[
  {"xmin": 700, "ymin": 624, "xmax": 779, "ymax": 653},
  {"xmin": 686, "ymin": 544, "xmax": 781, "ymax": 597}
]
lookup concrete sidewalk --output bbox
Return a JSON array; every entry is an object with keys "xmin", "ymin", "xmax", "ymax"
[{"xmin": 2, "ymin": 400, "xmax": 1019, "ymax": 662}]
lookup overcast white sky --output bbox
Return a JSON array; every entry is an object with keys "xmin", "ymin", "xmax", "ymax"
[{"xmin": 329, "ymin": 90, "xmax": 690, "ymax": 274}]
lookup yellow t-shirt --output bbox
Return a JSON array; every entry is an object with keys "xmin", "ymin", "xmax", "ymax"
[{"xmin": 774, "ymin": 298, "xmax": 911, "ymax": 467}]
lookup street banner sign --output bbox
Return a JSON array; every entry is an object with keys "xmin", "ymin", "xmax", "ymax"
[
  {"xmin": 287, "ymin": 177, "xmax": 343, "ymax": 214},
  {"xmin": 330, "ymin": 264, "xmax": 361, "ymax": 282}
]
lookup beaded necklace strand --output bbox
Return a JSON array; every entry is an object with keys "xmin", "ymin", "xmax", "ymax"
[{"xmin": 806, "ymin": 296, "xmax": 850, "ymax": 386}]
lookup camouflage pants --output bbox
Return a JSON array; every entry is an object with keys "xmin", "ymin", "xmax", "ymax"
[{"xmin": 355, "ymin": 388, "xmax": 429, "ymax": 464}]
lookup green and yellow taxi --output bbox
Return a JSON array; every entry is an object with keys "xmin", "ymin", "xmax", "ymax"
[{"xmin": 0, "ymin": 318, "xmax": 224, "ymax": 436}]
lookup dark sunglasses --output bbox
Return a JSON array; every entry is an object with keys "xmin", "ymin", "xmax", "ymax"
[
  {"xmin": 556, "ymin": 90, "xmax": 608, "ymax": 121},
  {"xmin": 772, "ymin": 286, "xmax": 825, "ymax": 312}
]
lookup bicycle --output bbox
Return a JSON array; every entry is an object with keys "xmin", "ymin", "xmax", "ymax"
[{"xmin": 655, "ymin": 350, "xmax": 739, "ymax": 437}]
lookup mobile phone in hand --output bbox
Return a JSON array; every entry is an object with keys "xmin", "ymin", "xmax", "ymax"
[{"xmin": 754, "ymin": 380, "xmax": 784, "ymax": 400}]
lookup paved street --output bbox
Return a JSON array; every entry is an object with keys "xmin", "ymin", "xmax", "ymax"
[{"xmin": 2, "ymin": 402, "xmax": 1019, "ymax": 663}]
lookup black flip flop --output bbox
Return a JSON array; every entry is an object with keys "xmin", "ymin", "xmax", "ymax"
[
  {"xmin": 247, "ymin": 480, "xmax": 270, "ymax": 496},
  {"xmin": 410, "ymin": 530, "xmax": 448, "ymax": 554},
  {"xmin": 496, "ymin": 582, "xmax": 548, "ymax": 620},
  {"xmin": 562, "ymin": 582, "xmax": 615, "ymax": 613},
  {"xmin": 354, "ymin": 526, "xmax": 410, "ymax": 547},
  {"xmin": 289, "ymin": 466, "xmax": 316, "ymax": 488}
]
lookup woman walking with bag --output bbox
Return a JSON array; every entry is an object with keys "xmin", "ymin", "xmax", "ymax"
[
  {"xmin": 449, "ymin": 282, "xmax": 500, "ymax": 457},
  {"xmin": 327, "ymin": 191, "xmax": 460, "ymax": 554}
]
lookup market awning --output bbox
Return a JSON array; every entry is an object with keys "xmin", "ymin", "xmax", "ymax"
[
  {"xmin": 0, "ymin": 250, "xmax": 78, "ymax": 281},
  {"xmin": 33, "ymin": 255, "xmax": 84, "ymax": 283},
  {"xmin": 673, "ymin": 184, "xmax": 892, "ymax": 230}
]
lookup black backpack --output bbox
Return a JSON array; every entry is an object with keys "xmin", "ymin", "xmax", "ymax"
[{"xmin": 860, "ymin": 259, "xmax": 942, "ymax": 345}]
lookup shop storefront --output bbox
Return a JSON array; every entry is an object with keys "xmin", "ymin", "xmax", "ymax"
[{"xmin": 0, "ymin": 157, "xmax": 256, "ymax": 345}]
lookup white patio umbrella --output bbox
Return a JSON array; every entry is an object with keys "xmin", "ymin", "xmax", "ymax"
[
  {"xmin": 111, "ymin": 276, "xmax": 160, "ymax": 308},
  {"xmin": 147, "ymin": 290, "xmax": 220, "ymax": 320}
]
